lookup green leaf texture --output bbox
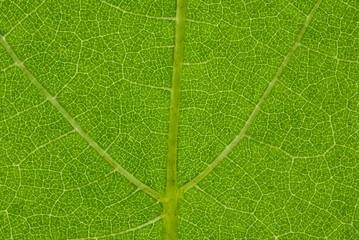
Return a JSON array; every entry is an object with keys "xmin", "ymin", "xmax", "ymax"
[{"xmin": 1, "ymin": 0, "xmax": 359, "ymax": 239}]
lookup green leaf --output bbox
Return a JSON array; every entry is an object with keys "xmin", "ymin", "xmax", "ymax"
[{"xmin": 1, "ymin": 0, "xmax": 359, "ymax": 239}]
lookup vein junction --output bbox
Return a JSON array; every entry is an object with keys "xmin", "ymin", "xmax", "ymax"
[{"xmin": 179, "ymin": 0, "xmax": 323, "ymax": 194}]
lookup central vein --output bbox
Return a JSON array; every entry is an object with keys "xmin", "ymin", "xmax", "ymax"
[{"xmin": 163, "ymin": 0, "xmax": 186, "ymax": 239}]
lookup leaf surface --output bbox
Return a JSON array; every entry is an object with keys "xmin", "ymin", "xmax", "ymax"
[{"xmin": 1, "ymin": 0, "xmax": 359, "ymax": 239}]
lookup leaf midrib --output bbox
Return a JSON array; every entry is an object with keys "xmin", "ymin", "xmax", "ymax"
[{"xmin": 162, "ymin": 0, "xmax": 186, "ymax": 238}]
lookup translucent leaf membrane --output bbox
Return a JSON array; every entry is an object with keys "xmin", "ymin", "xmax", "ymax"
[{"xmin": 1, "ymin": 0, "xmax": 358, "ymax": 239}]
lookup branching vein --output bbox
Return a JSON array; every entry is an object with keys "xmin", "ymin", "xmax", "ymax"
[
  {"xmin": 179, "ymin": 0, "xmax": 323, "ymax": 194},
  {"xmin": 0, "ymin": 35, "xmax": 163, "ymax": 201}
]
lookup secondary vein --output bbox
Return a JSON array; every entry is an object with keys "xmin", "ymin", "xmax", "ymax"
[
  {"xmin": 179, "ymin": 0, "xmax": 323, "ymax": 194},
  {"xmin": 0, "ymin": 35, "xmax": 163, "ymax": 201}
]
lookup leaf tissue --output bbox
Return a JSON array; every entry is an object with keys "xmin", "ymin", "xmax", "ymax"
[{"xmin": 1, "ymin": 0, "xmax": 359, "ymax": 239}]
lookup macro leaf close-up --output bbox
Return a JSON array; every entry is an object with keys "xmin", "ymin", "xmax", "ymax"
[{"xmin": 1, "ymin": 0, "xmax": 359, "ymax": 239}]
